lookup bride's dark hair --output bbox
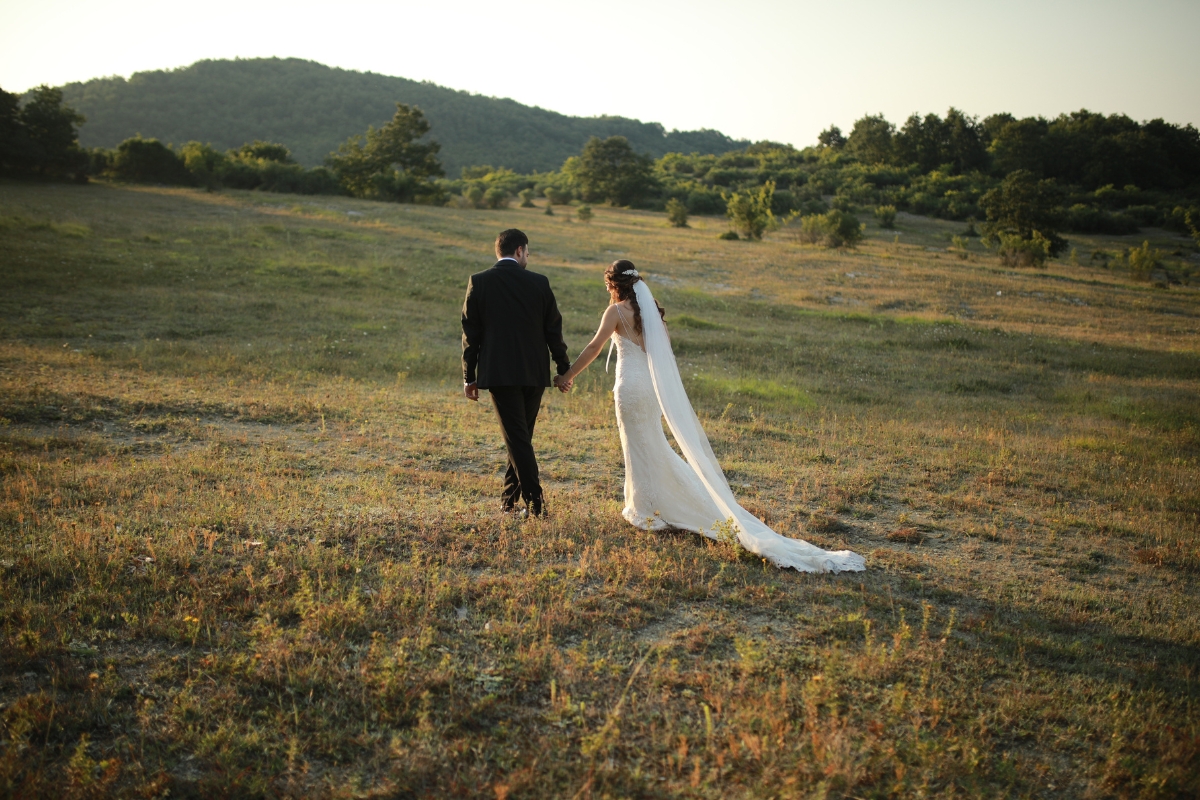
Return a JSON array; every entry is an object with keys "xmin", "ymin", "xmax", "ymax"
[{"xmin": 605, "ymin": 260, "xmax": 664, "ymax": 335}]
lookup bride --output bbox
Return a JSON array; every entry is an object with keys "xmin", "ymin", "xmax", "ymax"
[{"xmin": 558, "ymin": 261, "xmax": 865, "ymax": 573}]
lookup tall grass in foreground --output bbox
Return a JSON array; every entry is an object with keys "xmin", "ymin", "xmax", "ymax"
[{"xmin": 0, "ymin": 181, "xmax": 1197, "ymax": 797}]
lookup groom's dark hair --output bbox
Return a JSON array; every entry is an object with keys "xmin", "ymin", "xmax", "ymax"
[{"xmin": 495, "ymin": 229, "xmax": 528, "ymax": 257}]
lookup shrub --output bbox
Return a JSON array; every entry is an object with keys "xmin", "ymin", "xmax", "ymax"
[
  {"xmin": 544, "ymin": 186, "xmax": 573, "ymax": 205},
  {"xmin": 484, "ymin": 186, "xmax": 510, "ymax": 209},
  {"xmin": 686, "ymin": 187, "xmax": 726, "ymax": 215},
  {"xmin": 726, "ymin": 180, "xmax": 776, "ymax": 240},
  {"xmin": 1124, "ymin": 205, "xmax": 1159, "ymax": 226},
  {"xmin": 109, "ymin": 136, "xmax": 193, "ymax": 185},
  {"xmin": 1127, "ymin": 240, "xmax": 1161, "ymax": 281},
  {"xmin": 718, "ymin": 231, "xmax": 739, "ymax": 240},
  {"xmin": 994, "ymin": 231, "xmax": 1053, "ymax": 268},
  {"xmin": 666, "ymin": 197, "xmax": 688, "ymax": 227},
  {"xmin": 179, "ymin": 141, "xmax": 227, "ymax": 188},
  {"xmin": 577, "ymin": 205, "xmax": 593, "ymax": 223},
  {"xmin": 518, "ymin": 188, "xmax": 535, "ymax": 208},
  {"xmin": 236, "ymin": 140, "xmax": 293, "ymax": 163},
  {"xmin": 796, "ymin": 210, "xmax": 864, "ymax": 248},
  {"xmin": 465, "ymin": 185, "xmax": 485, "ymax": 208},
  {"xmin": 1063, "ymin": 204, "xmax": 1140, "ymax": 235},
  {"xmin": 951, "ymin": 235, "xmax": 970, "ymax": 259},
  {"xmin": 874, "ymin": 205, "xmax": 897, "ymax": 228}
]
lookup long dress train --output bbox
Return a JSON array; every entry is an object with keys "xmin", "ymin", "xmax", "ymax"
[{"xmin": 611, "ymin": 281, "xmax": 865, "ymax": 573}]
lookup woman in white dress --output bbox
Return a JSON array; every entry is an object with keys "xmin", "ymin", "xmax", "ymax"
[{"xmin": 557, "ymin": 261, "xmax": 865, "ymax": 573}]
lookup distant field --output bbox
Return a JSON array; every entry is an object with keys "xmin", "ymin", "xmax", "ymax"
[{"xmin": 1, "ymin": 181, "xmax": 1197, "ymax": 798}]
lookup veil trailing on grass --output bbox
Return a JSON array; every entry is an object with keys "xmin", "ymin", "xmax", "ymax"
[{"xmin": 633, "ymin": 279, "xmax": 866, "ymax": 573}]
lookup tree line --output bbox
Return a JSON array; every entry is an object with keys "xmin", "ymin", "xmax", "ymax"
[{"xmin": 4, "ymin": 84, "xmax": 1197, "ymax": 269}]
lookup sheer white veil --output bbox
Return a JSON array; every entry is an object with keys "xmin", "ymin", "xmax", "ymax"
[{"xmin": 633, "ymin": 279, "xmax": 865, "ymax": 573}]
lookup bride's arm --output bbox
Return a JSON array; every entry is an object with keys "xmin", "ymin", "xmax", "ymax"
[{"xmin": 561, "ymin": 305, "xmax": 620, "ymax": 383}]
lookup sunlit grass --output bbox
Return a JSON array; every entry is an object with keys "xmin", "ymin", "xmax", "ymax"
[{"xmin": 0, "ymin": 180, "xmax": 1197, "ymax": 798}]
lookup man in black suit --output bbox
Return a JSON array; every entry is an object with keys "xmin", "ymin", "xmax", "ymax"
[{"xmin": 462, "ymin": 229, "xmax": 571, "ymax": 517}]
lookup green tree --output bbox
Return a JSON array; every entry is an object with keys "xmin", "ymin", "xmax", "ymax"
[
  {"xmin": 577, "ymin": 205, "xmax": 593, "ymax": 223},
  {"xmin": 726, "ymin": 180, "xmax": 776, "ymax": 240},
  {"xmin": 518, "ymin": 188, "xmax": 535, "ymax": 207},
  {"xmin": 987, "ymin": 117, "xmax": 1049, "ymax": 176},
  {"xmin": 845, "ymin": 114, "xmax": 894, "ymax": 164},
  {"xmin": 9, "ymin": 85, "xmax": 86, "ymax": 177},
  {"xmin": 327, "ymin": 103, "xmax": 442, "ymax": 201},
  {"xmin": 818, "ymin": 125, "xmax": 846, "ymax": 149},
  {"xmin": 874, "ymin": 205, "xmax": 897, "ymax": 228},
  {"xmin": 666, "ymin": 197, "xmax": 688, "ymax": 227},
  {"xmin": 980, "ymin": 169, "xmax": 1066, "ymax": 263},
  {"xmin": 573, "ymin": 136, "xmax": 656, "ymax": 206},
  {"xmin": 0, "ymin": 88, "xmax": 35, "ymax": 175}
]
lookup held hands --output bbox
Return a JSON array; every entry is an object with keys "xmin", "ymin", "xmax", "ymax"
[
  {"xmin": 463, "ymin": 382, "xmax": 479, "ymax": 401},
  {"xmin": 553, "ymin": 374, "xmax": 573, "ymax": 393}
]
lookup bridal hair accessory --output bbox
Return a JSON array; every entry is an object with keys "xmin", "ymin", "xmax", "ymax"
[{"xmin": 622, "ymin": 269, "xmax": 639, "ymax": 277}]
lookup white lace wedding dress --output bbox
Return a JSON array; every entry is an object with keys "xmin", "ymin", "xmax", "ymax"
[{"xmin": 610, "ymin": 280, "xmax": 865, "ymax": 573}]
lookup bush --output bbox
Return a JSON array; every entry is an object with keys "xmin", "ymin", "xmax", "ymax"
[
  {"xmin": 994, "ymin": 231, "xmax": 1053, "ymax": 268},
  {"xmin": 484, "ymin": 186, "xmax": 510, "ymax": 209},
  {"xmin": 718, "ymin": 231, "xmax": 739, "ymax": 240},
  {"xmin": 666, "ymin": 197, "xmax": 688, "ymax": 227},
  {"xmin": 874, "ymin": 205, "xmax": 897, "ymax": 228},
  {"xmin": 1127, "ymin": 240, "xmax": 1161, "ymax": 281},
  {"xmin": 180, "ymin": 141, "xmax": 227, "ymax": 189},
  {"xmin": 518, "ymin": 188, "xmax": 535, "ymax": 208},
  {"xmin": 577, "ymin": 205, "xmax": 593, "ymax": 223},
  {"xmin": 951, "ymin": 235, "xmax": 970, "ymax": 259},
  {"xmin": 726, "ymin": 180, "xmax": 776, "ymax": 240},
  {"xmin": 796, "ymin": 210, "xmax": 864, "ymax": 248},
  {"xmin": 109, "ymin": 136, "xmax": 193, "ymax": 185},
  {"xmin": 465, "ymin": 185, "xmax": 485, "ymax": 208},
  {"xmin": 1124, "ymin": 205, "xmax": 1159, "ymax": 226},
  {"xmin": 1063, "ymin": 204, "xmax": 1140, "ymax": 235},
  {"xmin": 686, "ymin": 187, "xmax": 726, "ymax": 215},
  {"xmin": 544, "ymin": 186, "xmax": 572, "ymax": 205}
]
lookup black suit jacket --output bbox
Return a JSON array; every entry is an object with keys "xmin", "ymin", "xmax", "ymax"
[{"xmin": 461, "ymin": 259, "xmax": 571, "ymax": 388}]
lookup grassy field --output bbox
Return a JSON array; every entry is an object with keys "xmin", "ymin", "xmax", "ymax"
[{"xmin": 1, "ymin": 180, "xmax": 1197, "ymax": 798}]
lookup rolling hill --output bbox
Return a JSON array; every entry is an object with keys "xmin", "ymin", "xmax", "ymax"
[{"xmin": 54, "ymin": 58, "xmax": 749, "ymax": 174}]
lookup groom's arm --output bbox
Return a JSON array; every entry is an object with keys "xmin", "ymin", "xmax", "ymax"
[
  {"xmin": 461, "ymin": 276, "xmax": 482, "ymax": 389},
  {"xmin": 543, "ymin": 283, "xmax": 571, "ymax": 377}
]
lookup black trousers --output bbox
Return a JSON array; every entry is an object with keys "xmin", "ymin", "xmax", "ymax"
[{"xmin": 488, "ymin": 386, "xmax": 545, "ymax": 509}]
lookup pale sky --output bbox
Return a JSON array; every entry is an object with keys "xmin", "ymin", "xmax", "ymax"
[{"xmin": 2, "ymin": 0, "xmax": 1197, "ymax": 147}]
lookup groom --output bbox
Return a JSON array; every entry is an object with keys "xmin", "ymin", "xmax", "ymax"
[{"xmin": 461, "ymin": 229, "xmax": 571, "ymax": 517}]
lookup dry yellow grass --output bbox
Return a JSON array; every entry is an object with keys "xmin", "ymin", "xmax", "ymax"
[{"xmin": 0, "ymin": 181, "xmax": 1197, "ymax": 797}]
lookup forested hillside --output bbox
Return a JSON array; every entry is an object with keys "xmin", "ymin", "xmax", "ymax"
[{"xmin": 54, "ymin": 58, "xmax": 747, "ymax": 174}]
